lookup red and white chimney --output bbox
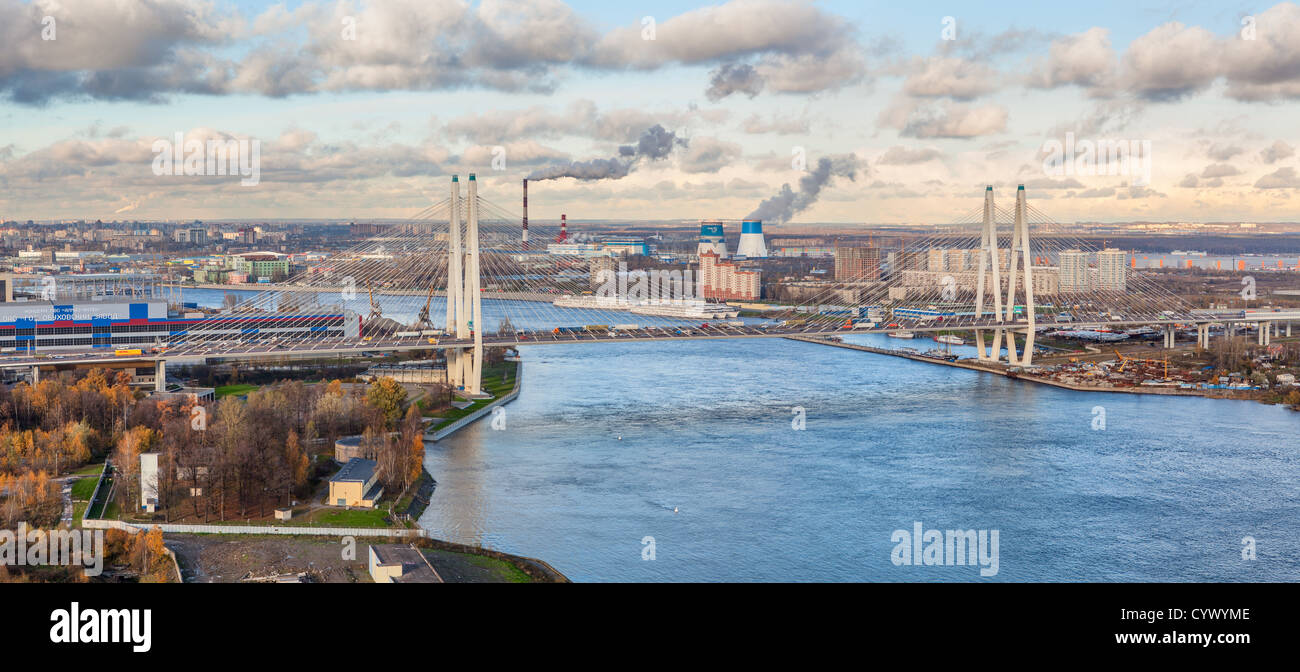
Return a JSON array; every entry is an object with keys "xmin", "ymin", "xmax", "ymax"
[{"xmin": 557, "ymin": 214, "xmax": 568, "ymax": 243}]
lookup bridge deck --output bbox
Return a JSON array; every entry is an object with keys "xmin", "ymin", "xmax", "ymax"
[{"xmin": 0, "ymin": 315, "xmax": 1255, "ymax": 369}]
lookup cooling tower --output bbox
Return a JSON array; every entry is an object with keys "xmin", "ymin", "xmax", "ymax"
[
  {"xmin": 697, "ymin": 221, "xmax": 727, "ymax": 258},
  {"xmin": 735, "ymin": 220, "xmax": 767, "ymax": 258}
]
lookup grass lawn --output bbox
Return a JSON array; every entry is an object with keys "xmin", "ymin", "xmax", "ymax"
[
  {"xmin": 70, "ymin": 477, "xmax": 99, "ymax": 501},
  {"xmin": 294, "ymin": 507, "xmax": 391, "ymax": 528},
  {"xmin": 85, "ymin": 473, "xmax": 114, "ymax": 519},
  {"xmin": 72, "ymin": 501, "xmax": 87, "ymax": 526},
  {"xmin": 215, "ymin": 383, "xmax": 260, "ymax": 398},
  {"xmin": 70, "ymin": 462, "xmax": 106, "ymax": 477},
  {"xmin": 423, "ymin": 361, "xmax": 518, "ymax": 429}
]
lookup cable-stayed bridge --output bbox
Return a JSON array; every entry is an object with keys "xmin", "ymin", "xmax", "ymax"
[{"xmin": 2, "ymin": 176, "xmax": 1281, "ymax": 395}]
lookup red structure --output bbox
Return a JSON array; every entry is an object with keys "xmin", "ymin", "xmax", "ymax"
[{"xmin": 556, "ymin": 214, "xmax": 568, "ymax": 243}]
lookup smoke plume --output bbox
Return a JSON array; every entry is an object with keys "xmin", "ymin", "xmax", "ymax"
[
  {"xmin": 746, "ymin": 155, "xmax": 859, "ymax": 224},
  {"xmin": 528, "ymin": 124, "xmax": 686, "ymax": 181}
]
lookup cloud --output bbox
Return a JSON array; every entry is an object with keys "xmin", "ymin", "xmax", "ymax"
[
  {"xmin": 1221, "ymin": 3, "xmax": 1300, "ymax": 101},
  {"xmin": 1027, "ymin": 27, "xmax": 1116, "ymax": 91},
  {"xmin": 679, "ymin": 137, "xmax": 742, "ymax": 173},
  {"xmin": 1206, "ymin": 143, "xmax": 1243, "ymax": 161},
  {"xmin": 1200, "ymin": 163, "xmax": 1241, "ymax": 178},
  {"xmin": 441, "ymin": 100, "xmax": 726, "ymax": 144},
  {"xmin": 705, "ymin": 62, "xmax": 764, "ymax": 101},
  {"xmin": 1023, "ymin": 177, "xmax": 1086, "ymax": 190},
  {"xmin": 1260, "ymin": 140, "xmax": 1296, "ymax": 164},
  {"xmin": 740, "ymin": 113, "xmax": 809, "ymax": 135},
  {"xmin": 1120, "ymin": 22, "xmax": 1220, "ymax": 101},
  {"xmin": 882, "ymin": 101, "xmax": 1008, "ymax": 139},
  {"xmin": 1255, "ymin": 166, "xmax": 1300, "ymax": 188},
  {"xmin": 902, "ymin": 57, "xmax": 998, "ymax": 100},
  {"xmin": 875, "ymin": 146, "xmax": 942, "ymax": 165}
]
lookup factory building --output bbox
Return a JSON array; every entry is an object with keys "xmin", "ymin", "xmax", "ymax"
[
  {"xmin": 735, "ymin": 220, "xmax": 768, "ymax": 258},
  {"xmin": 0, "ymin": 298, "xmax": 359, "ymax": 352},
  {"xmin": 698, "ymin": 251, "xmax": 761, "ymax": 300}
]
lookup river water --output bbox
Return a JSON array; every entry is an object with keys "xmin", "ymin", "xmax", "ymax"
[{"xmin": 417, "ymin": 333, "xmax": 1300, "ymax": 582}]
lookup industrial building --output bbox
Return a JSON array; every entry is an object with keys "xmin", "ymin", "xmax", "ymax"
[
  {"xmin": 0, "ymin": 298, "xmax": 359, "ymax": 352},
  {"xmin": 328, "ymin": 458, "xmax": 383, "ymax": 508}
]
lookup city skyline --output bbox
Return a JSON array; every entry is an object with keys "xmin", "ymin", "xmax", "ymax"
[{"xmin": 0, "ymin": 1, "xmax": 1299, "ymax": 224}]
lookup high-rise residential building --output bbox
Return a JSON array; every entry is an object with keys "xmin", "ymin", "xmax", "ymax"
[
  {"xmin": 1058, "ymin": 249, "xmax": 1090, "ymax": 291},
  {"xmin": 589, "ymin": 256, "xmax": 616, "ymax": 289},
  {"xmin": 699, "ymin": 251, "xmax": 761, "ymax": 300},
  {"xmin": 1097, "ymin": 248, "xmax": 1127, "ymax": 291},
  {"xmin": 834, "ymin": 246, "xmax": 881, "ymax": 281}
]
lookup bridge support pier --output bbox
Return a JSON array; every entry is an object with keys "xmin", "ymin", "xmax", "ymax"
[
  {"xmin": 1288, "ymin": 322, "xmax": 1292, "ymax": 338},
  {"xmin": 1258, "ymin": 322, "xmax": 1271, "ymax": 346},
  {"xmin": 31, "ymin": 365, "xmax": 39, "ymax": 384},
  {"xmin": 155, "ymin": 360, "xmax": 166, "ymax": 392}
]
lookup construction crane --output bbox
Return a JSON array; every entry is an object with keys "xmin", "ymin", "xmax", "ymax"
[
  {"xmin": 1113, "ymin": 349, "xmax": 1168, "ymax": 379},
  {"xmin": 413, "ymin": 283, "xmax": 436, "ymax": 331},
  {"xmin": 366, "ymin": 282, "xmax": 383, "ymax": 322}
]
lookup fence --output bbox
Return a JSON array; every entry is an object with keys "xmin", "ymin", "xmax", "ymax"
[{"xmin": 82, "ymin": 519, "xmax": 426, "ymax": 538}]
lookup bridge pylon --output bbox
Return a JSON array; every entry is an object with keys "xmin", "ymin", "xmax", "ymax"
[
  {"xmin": 443, "ymin": 174, "xmax": 485, "ymax": 396},
  {"xmin": 973, "ymin": 185, "xmax": 1036, "ymax": 366}
]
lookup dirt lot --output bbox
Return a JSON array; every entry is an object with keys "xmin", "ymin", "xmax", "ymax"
[{"xmin": 166, "ymin": 534, "xmax": 537, "ymax": 583}]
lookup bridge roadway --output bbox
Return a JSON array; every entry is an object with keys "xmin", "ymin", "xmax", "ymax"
[{"xmin": 0, "ymin": 313, "xmax": 1235, "ymax": 370}]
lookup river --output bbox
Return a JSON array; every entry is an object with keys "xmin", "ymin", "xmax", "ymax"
[{"xmin": 417, "ymin": 333, "xmax": 1300, "ymax": 581}]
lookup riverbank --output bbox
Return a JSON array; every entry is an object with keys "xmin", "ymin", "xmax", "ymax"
[{"xmin": 784, "ymin": 335, "xmax": 1215, "ymax": 398}]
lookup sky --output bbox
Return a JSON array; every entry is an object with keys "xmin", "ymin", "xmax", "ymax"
[{"xmin": 1, "ymin": 0, "xmax": 1299, "ymax": 225}]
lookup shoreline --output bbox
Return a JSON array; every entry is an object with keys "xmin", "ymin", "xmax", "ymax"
[{"xmin": 783, "ymin": 335, "xmax": 1242, "ymax": 399}]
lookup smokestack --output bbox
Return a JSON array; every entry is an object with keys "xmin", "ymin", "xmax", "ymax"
[
  {"xmin": 557, "ymin": 214, "xmax": 568, "ymax": 243},
  {"xmin": 522, "ymin": 179, "xmax": 529, "ymax": 250}
]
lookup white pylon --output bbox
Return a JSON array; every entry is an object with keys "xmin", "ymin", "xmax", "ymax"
[
  {"xmin": 445, "ymin": 175, "xmax": 464, "ymax": 388},
  {"xmin": 973, "ymin": 185, "xmax": 1004, "ymax": 361},
  {"xmin": 1005, "ymin": 185, "xmax": 1036, "ymax": 366},
  {"xmin": 464, "ymin": 174, "xmax": 484, "ymax": 396}
]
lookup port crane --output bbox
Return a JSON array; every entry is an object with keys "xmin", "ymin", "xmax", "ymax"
[{"xmin": 413, "ymin": 283, "xmax": 437, "ymax": 331}]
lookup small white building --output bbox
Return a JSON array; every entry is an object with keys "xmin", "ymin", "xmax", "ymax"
[{"xmin": 140, "ymin": 452, "xmax": 160, "ymax": 513}]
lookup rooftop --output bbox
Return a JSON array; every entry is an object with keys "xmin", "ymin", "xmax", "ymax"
[
  {"xmin": 371, "ymin": 544, "xmax": 443, "ymax": 583},
  {"xmin": 330, "ymin": 458, "xmax": 376, "ymax": 483}
]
